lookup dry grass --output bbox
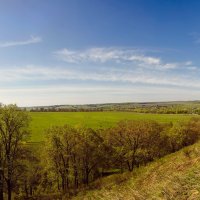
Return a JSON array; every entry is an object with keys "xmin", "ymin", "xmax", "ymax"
[{"xmin": 73, "ymin": 142, "xmax": 200, "ymax": 200}]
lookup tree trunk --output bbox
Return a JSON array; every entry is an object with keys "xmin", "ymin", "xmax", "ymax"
[
  {"xmin": 85, "ymin": 169, "xmax": 89, "ymax": 185},
  {"xmin": 127, "ymin": 160, "xmax": 134, "ymax": 172},
  {"xmin": 57, "ymin": 176, "xmax": 60, "ymax": 191},
  {"xmin": 24, "ymin": 180, "xmax": 28, "ymax": 198},
  {"xmin": 30, "ymin": 186, "xmax": 33, "ymax": 196},
  {"xmin": 127, "ymin": 161, "xmax": 132, "ymax": 171},
  {"xmin": 73, "ymin": 155, "xmax": 78, "ymax": 191},
  {"xmin": 73, "ymin": 166, "xmax": 78, "ymax": 190},
  {"xmin": 120, "ymin": 161, "xmax": 123, "ymax": 173},
  {"xmin": 0, "ymin": 165, "xmax": 3, "ymax": 200},
  {"xmin": 61, "ymin": 176, "xmax": 65, "ymax": 193},
  {"xmin": 7, "ymin": 156, "xmax": 12, "ymax": 200},
  {"xmin": 7, "ymin": 180, "xmax": 11, "ymax": 200}
]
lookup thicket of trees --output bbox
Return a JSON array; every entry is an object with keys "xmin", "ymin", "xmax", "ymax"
[
  {"xmin": 0, "ymin": 105, "xmax": 200, "ymax": 199},
  {"xmin": 42, "ymin": 118, "xmax": 200, "ymax": 196}
]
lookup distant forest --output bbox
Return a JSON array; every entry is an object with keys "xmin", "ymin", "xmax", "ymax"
[{"xmin": 28, "ymin": 101, "xmax": 200, "ymax": 114}]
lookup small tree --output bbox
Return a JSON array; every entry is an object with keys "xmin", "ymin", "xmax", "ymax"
[
  {"xmin": 78, "ymin": 127, "xmax": 104, "ymax": 185},
  {"xmin": 108, "ymin": 120, "xmax": 143, "ymax": 171},
  {"xmin": 0, "ymin": 104, "xmax": 30, "ymax": 200},
  {"xmin": 45, "ymin": 125, "xmax": 80, "ymax": 193}
]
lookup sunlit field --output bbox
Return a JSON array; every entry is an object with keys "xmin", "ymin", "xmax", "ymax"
[{"xmin": 29, "ymin": 112, "xmax": 195, "ymax": 142}]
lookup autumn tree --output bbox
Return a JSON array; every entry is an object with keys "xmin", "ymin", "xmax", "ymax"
[
  {"xmin": 78, "ymin": 127, "xmax": 104, "ymax": 185},
  {"xmin": 45, "ymin": 125, "xmax": 81, "ymax": 193},
  {"xmin": 135, "ymin": 121, "xmax": 167, "ymax": 164},
  {"xmin": 107, "ymin": 120, "xmax": 141, "ymax": 171},
  {"xmin": 45, "ymin": 125, "xmax": 106, "ymax": 195},
  {"xmin": 107, "ymin": 120, "xmax": 166, "ymax": 171},
  {"xmin": 167, "ymin": 118, "xmax": 200, "ymax": 153}
]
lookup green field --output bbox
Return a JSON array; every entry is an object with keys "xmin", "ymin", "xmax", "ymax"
[{"xmin": 29, "ymin": 112, "xmax": 196, "ymax": 142}]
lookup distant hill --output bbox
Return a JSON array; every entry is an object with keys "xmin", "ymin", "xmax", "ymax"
[
  {"xmin": 25, "ymin": 100, "xmax": 200, "ymax": 109},
  {"xmin": 25, "ymin": 100, "xmax": 200, "ymax": 114}
]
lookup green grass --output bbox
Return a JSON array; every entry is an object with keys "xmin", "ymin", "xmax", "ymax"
[{"xmin": 29, "ymin": 112, "xmax": 195, "ymax": 142}]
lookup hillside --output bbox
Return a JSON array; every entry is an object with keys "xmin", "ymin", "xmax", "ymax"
[{"xmin": 73, "ymin": 141, "xmax": 200, "ymax": 200}]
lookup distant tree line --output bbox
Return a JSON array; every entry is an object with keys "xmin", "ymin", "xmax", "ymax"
[
  {"xmin": 29, "ymin": 105, "xmax": 200, "ymax": 114},
  {"xmin": 132, "ymin": 106, "xmax": 200, "ymax": 114},
  {"xmin": 0, "ymin": 105, "xmax": 200, "ymax": 199},
  {"xmin": 30, "ymin": 108, "xmax": 104, "ymax": 112}
]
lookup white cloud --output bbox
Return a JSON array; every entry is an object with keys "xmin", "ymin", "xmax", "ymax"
[
  {"xmin": 128, "ymin": 55, "xmax": 161, "ymax": 65},
  {"xmin": 185, "ymin": 61, "xmax": 193, "ymax": 66},
  {"xmin": 54, "ymin": 47, "xmax": 160, "ymax": 64},
  {"xmin": 54, "ymin": 47, "xmax": 190, "ymax": 71},
  {"xmin": 0, "ymin": 35, "xmax": 42, "ymax": 48},
  {"xmin": 55, "ymin": 48, "xmax": 129, "ymax": 63},
  {"xmin": 54, "ymin": 48, "xmax": 123, "ymax": 63}
]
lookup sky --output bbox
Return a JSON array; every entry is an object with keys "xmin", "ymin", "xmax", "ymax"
[{"xmin": 1, "ymin": 0, "xmax": 200, "ymax": 106}]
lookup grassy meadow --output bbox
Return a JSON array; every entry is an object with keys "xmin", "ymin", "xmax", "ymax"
[{"xmin": 29, "ymin": 112, "xmax": 195, "ymax": 142}]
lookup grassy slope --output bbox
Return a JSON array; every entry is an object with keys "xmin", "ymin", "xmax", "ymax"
[
  {"xmin": 73, "ymin": 142, "xmax": 200, "ymax": 200},
  {"xmin": 30, "ymin": 112, "xmax": 192, "ymax": 142}
]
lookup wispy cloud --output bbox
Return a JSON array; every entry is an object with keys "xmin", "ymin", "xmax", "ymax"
[
  {"xmin": 0, "ymin": 64, "xmax": 200, "ymax": 89},
  {"xmin": 54, "ymin": 48, "xmax": 126, "ymax": 63},
  {"xmin": 54, "ymin": 47, "xmax": 191, "ymax": 71},
  {"xmin": 54, "ymin": 47, "xmax": 160, "ymax": 64},
  {"xmin": 128, "ymin": 55, "xmax": 160, "ymax": 65},
  {"xmin": 0, "ymin": 35, "xmax": 42, "ymax": 48}
]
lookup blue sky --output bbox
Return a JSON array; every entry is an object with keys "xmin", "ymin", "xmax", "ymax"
[{"xmin": 1, "ymin": 0, "xmax": 200, "ymax": 106}]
